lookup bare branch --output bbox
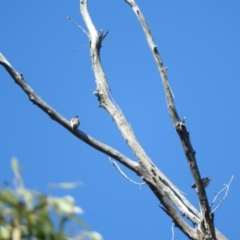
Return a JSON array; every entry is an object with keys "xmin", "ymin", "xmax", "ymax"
[
  {"xmin": 124, "ymin": 0, "xmax": 218, "ymax": 238},
  {"xmin": 0, "ymin": 52, "xmax": 137, "ymax": 173},
  {"xmin": 1, "ymin": 51, "xmax": 199, "ymax": 239},
  {"xmin": 171, "ymin": 222, "xmax": 175, "ymax": 240},
  {"xmin": 211, "ymin": 176, "xmax": 234, "ymax": 213},
  {"xmin": 0, "ymin": 1, "xmax": 228, "ymax": 238},
  {"xmin": 0, "ymin": 41, "xmax": 195, "ymax": 234},
  {"xmin": 109, "ymin": 157, "xmax": 145, "ymax": 186},
  {"xmin": 64, "ymin": 44, "xmax": 89, "ymax": 59},
  {"xmin": 67, "ymin": 16, "xmax": 89, "ymax": 37},
  {"xmin": 79, "ymin": 2, "xmax": 203, "ymax": 238},
  {"xmin": 80, "ymin": 0, "xmax": 150, "ymax": 163}
]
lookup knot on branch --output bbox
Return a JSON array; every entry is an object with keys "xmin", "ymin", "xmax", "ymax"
[
  {"xmin": 18, "ymin": 72, "xmax": 25, "ymax": 81},
  {"xmin": 175, "ymin": 121, "xmax": 185, "ymax": 132},
  {"xmin": 151, "ymin": 168, "xmax": 157, "ymax": 177},
  {"xmin": 29, "ymin": 95, "xmax": 35, "ymax": 101},
  {"xmin": 93, "ymin": 90, "xmax": 106, "ymax": 107},
  {"xmin": 153, "ymin": 45, "xmax": 159, "ymax": 55},
  {"xmin": 95, "ymin": 29, "xmax": 109, "ymax": 49}
]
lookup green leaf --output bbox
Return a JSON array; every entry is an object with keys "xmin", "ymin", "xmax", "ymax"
[
  {"xmin": 18, "ymin": 188, "xmax": 34, "ymax": 210},
  {"xmin": 0, "ymin": 190, "xmax": 19, "ymax": 207},
  {"xmin": 0, "ymin": 225, "xmax": 10, "ymax": 239},
  {"xmin": 48, "ymin": 196, "xmax": 83, "ymax": 216},
  {"xmin": 11, "ymin": 158, "xmax": 21, "ymax": 180},
  {"xmin": 82, "ymin": 231, "xmax": 103, "ymax": 240}
]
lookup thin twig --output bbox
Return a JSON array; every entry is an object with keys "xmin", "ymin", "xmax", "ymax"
[
  {"xmin": 67, "ymin": 16, "xmax": 89, "ymax": 37},
  {"xmin": 211, "ymin": 175, "xmax": 234, "ymax": 213},
  {"xmin": 109, "ymin": 157, "xmax": 145, "ymax": 186},
  {"xmin": 171, "ymin": 222, "xmax": 175, "ymax": 240},
  {"xmin": 64, "ymin": 44, "xmax": 89, "ymax": 59},
  {"xmin": 101, "ymin": 35, "xmax": 112, "ymax": 48}
]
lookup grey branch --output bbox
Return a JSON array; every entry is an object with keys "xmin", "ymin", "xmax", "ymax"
[
  {"xmin": 0, "ymin": 52, "xmax": 137, "ymax": 173},
  {"xmin": 0, "ymin": 0, "xmax": 227, "ymax": 238},
  {"xmin": 125, "ymin": 0, "xmax": 226, "ymax": 239},
  {"xmin": 109, "ymin": 157, "xmax": 145, "ymax": 186},
  {"xmin": 79, "ymin": 0, "xmax": 225, "ymax": 239},
  {"xmin": 211, "ymin": 176, "xmax": 234, "ymax": 213}
]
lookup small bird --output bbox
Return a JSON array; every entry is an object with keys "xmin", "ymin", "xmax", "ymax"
[
  {"xmin": 70, "ymin": 116, "xmax": 80, "ymax": 130},
  {"xmin": 191, "ymin": 177, "xmax": 211, "ymax": 189}
]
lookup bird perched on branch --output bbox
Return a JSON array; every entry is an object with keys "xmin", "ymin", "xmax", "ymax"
[
  {"xmin": 70, "ymin": 116, "xmax": 80, "ymax": 130},
  {"xmin": 191, "ymin": 177, "xmax": 211, "ymax": 189}
]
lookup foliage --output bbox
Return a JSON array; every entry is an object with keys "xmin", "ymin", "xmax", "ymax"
[{"xmin": 0, "ymin": 158, "xmax": 102, "ymax": 240}]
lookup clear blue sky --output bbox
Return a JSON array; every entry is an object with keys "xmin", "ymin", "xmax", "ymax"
[{"xmin": 1, "ymin": 1, "xmax": 239, "ymax": 239}]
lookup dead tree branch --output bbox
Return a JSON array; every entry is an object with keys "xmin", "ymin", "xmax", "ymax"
[
  {"xmin": 0, "ymin": 0, "xmax": 228, "ymax": 238},
  {"xmin": 211, "ymin": 176, "xmax": 234, "ymax": 213},
  {"xmin": 79, "ymin": 0, "xmax": 227, "ymax": 239},
  {"xmin": 0, "ymin": 53, "xmax": 137, "ymax": 173},
  {"xmin": 124, "ymin": 0, "xmax": 221, "ymax": 238}
]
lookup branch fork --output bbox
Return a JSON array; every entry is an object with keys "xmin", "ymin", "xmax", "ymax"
[{"xmin": 0, "ymin": 1, "xmax": 229, "ymax": 239}]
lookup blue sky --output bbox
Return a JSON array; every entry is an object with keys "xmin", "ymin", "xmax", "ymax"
[{"xmin": 1, "ymin": 1, "xmax": 239, "ymax": 239}]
